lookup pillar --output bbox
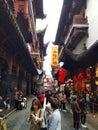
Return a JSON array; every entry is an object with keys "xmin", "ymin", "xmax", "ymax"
[
  {"xmin": 18, "ymin": 69, "xmax": 23, "ymax": 91},
  {"xmin": 8, "ymin": 58, "xmax": 13, "ymax": 74},
  {"xmin": 26, "ymin": 73, "xmax": 30, "ymax": 96},
  {"xmin": 16, "ymin": 65, "xmax": 19, "ymax": 77},
  {"xmin": 0, "ymin": 63, "xmax": 1, "ymax": 77}
]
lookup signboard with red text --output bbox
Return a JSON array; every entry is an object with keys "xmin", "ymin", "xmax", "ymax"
[{"xmin": 51, "ymin": 45, "xmax": 58, "ymax": 68}]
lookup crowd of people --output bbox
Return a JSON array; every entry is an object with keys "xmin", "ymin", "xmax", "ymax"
[
  {"xmin": 1, "ymin": 85, "xmax": 98, "ymax": 130},
  {"xmin": 0, "ymin": 96, "xmax": 10, "ymax": 111},
  {"xmin": 28, "ymin": 90, "xmax": 61, "ymax": 130},
  {"xmin": 0, "ymin": 88, "xmax": 27, "ymax": 112},
  {"xmin": 28, "ymin": 87, "xmax": 98, "ymax": 130},
  {"xmin": 14, "ymin": 89, "xmax": 27, "ymax": 110}
]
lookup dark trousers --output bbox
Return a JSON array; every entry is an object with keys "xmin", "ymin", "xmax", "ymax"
[
  {"xmin": 62, "ymin": 102, "xmax": 66, "ymax": 110},
  {"xmin": 81, "ymin": 114, "xmax": 86, "ymax": 125},
  {"xmin": 15, "ymin": 99, "xmax": 18, "ymax": 109},
  {"xmin": 41, "ymin": 102, "xmax": 44, "ymax": 107},
  {"xmin": 73, "ymin": 112, "xmax": 80, "ymax": 130},
  {"xmin": 89, "ymin": 103, "xmax": 93, "ymax": 112},
  {"xmin": 60, "ymin": 101, "xmax": 66, "ymax": 110}
]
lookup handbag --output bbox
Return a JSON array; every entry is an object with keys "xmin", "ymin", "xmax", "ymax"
[{"xmin": 39, "ymin": 109, "xmax": 47, "ymax": 130}]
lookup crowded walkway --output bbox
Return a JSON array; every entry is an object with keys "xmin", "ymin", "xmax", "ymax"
[{"xmin": 2, "ymin": 97, "xmax": 97, "ymax": 130}]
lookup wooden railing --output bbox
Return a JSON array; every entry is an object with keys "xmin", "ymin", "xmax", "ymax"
[{"xmin": 73, "ymin": 15, "xmax": 88, "ymax": 24}]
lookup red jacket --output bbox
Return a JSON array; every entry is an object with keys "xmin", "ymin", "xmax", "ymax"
[
  {"xmin": 40, "ymin": 94, "xmax": 45, "ymax": 102},
  {"xmin": 72, "ymin": 101, "xmax": 81, "ymax": 113},
  {"xmin": 62, "ymin": 94, "xmax": 67, "ymax": 103}
]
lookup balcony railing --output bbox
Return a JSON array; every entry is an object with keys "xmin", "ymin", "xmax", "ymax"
[
  {"xmin": 73, "ymin": 15, "xmax": 88, "ymax": 25},
  {"xmin": 64, "ymin": 15, "xmax": 88, "ymax": 46}
]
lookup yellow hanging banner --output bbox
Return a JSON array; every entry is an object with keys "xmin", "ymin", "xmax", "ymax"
[{"xmin": 51, "ymin": 45, "xmax": 58, "ymax": 67}]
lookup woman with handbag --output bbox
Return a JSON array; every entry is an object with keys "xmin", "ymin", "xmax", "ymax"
[{"xmin": 29, "ymin": 99, "xmax": 47, "ymax": 130}]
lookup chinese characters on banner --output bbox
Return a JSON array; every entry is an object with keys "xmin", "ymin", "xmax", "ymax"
[{"xmin": 51, "ymin": 45, "xmax": 58, "ymax": 68}]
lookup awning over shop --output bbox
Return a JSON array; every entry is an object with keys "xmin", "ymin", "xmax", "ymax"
[
  {"xmin": 0, "ymin": 0, "xmax": 38, "ymax": 75},
  {"xmin": 62, "ymin": 40, "xmax": 98, "ymax": 71}
]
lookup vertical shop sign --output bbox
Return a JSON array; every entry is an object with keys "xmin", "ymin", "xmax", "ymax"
[{"xmin": 51, "ymin": 45, "xmax": 58, "ymax": 68}]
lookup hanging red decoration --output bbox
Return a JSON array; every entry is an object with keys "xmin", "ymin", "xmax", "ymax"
[
  {"xmin": 86, "ymin": 68, "xmax": 91, "ymax": 79},
  {"xmin": 58, "ymin": 68, "xmax": 67, "ymax": 83},
  {"xmin": 46, "ymin": 78, "xmax": 50, "ymax": 83},
  {"xmin": 73, "ymin": 76, "xmax": 77, "ymax": 83},
  {"xmin": 77, "ymin": 73, "xmax": 84, "ymax": 81}
]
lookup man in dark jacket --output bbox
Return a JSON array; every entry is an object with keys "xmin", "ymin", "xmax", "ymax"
[
  {"xmin": 72, "ymin": 95, "xmax": 81, "ymax": 130},
  {"xmin": 79, "ymin": 96, "xmax": 87, "ymax": 128}
]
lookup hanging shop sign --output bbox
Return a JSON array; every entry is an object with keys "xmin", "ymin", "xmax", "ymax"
[
  {"xmin": 95, "ymin": 66, "xmax": 98, "ymax": 85},
  {"xmin": 51, "ymin": 45, "xmax": 58, "ymax": 68}
]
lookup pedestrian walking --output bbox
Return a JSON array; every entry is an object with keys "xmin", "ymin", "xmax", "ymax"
[
  {"xmin": 46, "ymin": 91, "xmax": 52, "ymax": 104},
  {"xmin": 89, "ymin": 92, "xmax": 94, "ymax": 113},
  {"xmin": 14, "ymin": 88, "xmax": 19, "ymax": 109},
  {"xmin": 29, "ymin": 99, "xmax": 46, "ymax": 130},
  {"xmin": 61, "ymin": 92, "xmax": 67, "ymax": 112},
  {"xmin": 59, "ymin": 92, "xmax": 63, "ymax": 110},
  {"xmin": 79, "ymin": 96, "xmax": 87, "ymax": 128},
  {"xmin": 47, "ymin": 97, "xmax": 61, "ymax": 130},
  {"xmin": 86, "ymin": 92, "xmax": 90, "ymax": 109},
  {"xmin": 40, "ymin": 92, "xmax": 45, "ymax": 107},
  {"xmin": 72, "ymin": 95, "xmax": 81, "ymax": 130}
]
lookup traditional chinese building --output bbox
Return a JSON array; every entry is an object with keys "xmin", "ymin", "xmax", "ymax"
[
  {"xmin": 0, "ymin": 0, "xmax": 45, "ymax": 98},
  {"xmin": 54, "ymin": 0, "xmax": 98, "ymax": 91}
]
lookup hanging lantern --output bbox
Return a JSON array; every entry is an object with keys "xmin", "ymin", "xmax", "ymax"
[
  {"xmin": 77, "ymin": 73, "xmax": 84, "ymax": 81},
  {"xmin": 73, "ymin": 76, "xmax": 77, "ymax": 83},
  {"xmin": 86, "ymin": 68, "xmax": 91, "ymax": 79},
  {"xmin": 46, "ymin": 77, "xmax": 50, "ymax": 83}
]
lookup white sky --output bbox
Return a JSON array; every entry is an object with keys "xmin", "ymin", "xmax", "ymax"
[
  {"xmin": 36, "ymin": 0, "xmax": 63, "ymax": 75},
  {"xmin": 36, "ymin": 0, "xmax": 63, "ymax": 43}
]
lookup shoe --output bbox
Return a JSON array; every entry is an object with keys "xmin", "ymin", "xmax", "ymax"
[
  {"xmin": 81, "ymin": 124, "xmax": 87, "ymax": 128},
  {"xmin": 83, "ymin": 125, "xmax": 87, "ymax": 128},
  {"xmin": 81, "ymin": 124, "xmax": 84, "ymax": 127},
  {"xmin": 62, "ymin": 110, "xmax": 67, "ymax": 112}
]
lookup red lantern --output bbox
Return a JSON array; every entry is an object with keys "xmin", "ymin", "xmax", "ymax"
[
  {"xmin": 46, "ymin": 77, "xmax": 50, "ymax": 83},
  {"xmin": 77, "ymin": 73, "xmax": 84, "ymax": 81},
  {"xmin": 73, "ymin": 76, "xmax": 77, "ymax": 83},
  {"xmin": 86, "ymin": 68, "xmax": 91, "ymax": 79}
]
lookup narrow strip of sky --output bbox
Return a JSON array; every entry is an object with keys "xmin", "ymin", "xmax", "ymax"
[
  {"xmin": 36, "ymin": 0, "xmax": 63, "ymax": 44},
  {"xmin": 43, "ymin": 0, "xmax": 63, "ymax": 43},
  {"xmin": 39, "ymin": 0, "xmax": 63, "ymax": 75}
]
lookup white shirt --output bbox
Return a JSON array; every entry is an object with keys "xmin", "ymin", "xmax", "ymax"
[{"xmin": 47, "ymin": 109, "xmax": 61, "ymax": 130}]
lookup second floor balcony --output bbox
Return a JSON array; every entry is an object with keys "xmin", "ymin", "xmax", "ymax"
[
  {"xmin": 73, "ymin": 14, "xmax": 88, "ymax": 27},
  {"xmin": 64, "ymin": 15, "xmax": 89, "ymax": 50}
]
